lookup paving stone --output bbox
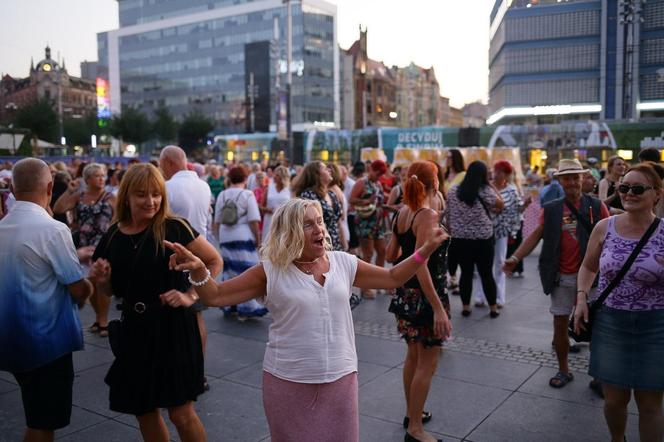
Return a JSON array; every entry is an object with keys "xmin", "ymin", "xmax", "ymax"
[
  {"xmin": 359, "ymin": 414, "xmax": 457, "ymax": 442},
  {"xmin": 71, "ymin": 363, "xmax": 120, "ymax": 418},
  {"xmin": 437, "ymin": 350, "xmax": 538, "ymax": 391},
  {"xmin": 355, "ymin": 335, "xmax": 407, "ymax": 367},
  {"xmin": 73, "ymin": 345, "xmax": 114, "ymax": 373},
  {"xmin": 202, "ymin": 309, "xmax": 271, "ymax": 342},
  {"xmin": 467, "ymin": 392, "xmax": 640, "ymax": 442},
  {"xmin": 203, "ymin": 333, "xmax": 266, "ymax": 378},
  {"xmin": 0, "ymin": 371, "xmax": 17, "ymax": 385},
  {"xmin": 517, "ymin": 366, "xmax": 639, "ymax": 415},
  {"xmin": 56, "ymin": 419, "xmax": 143, "ymax": 441},
  {"xmin": 359, "ymin": 368, "xmax": 511, "ymax": 439}
]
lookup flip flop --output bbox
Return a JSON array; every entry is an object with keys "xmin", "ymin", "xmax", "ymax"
[
  {"xmin": 549, "ymin": 371, "xmax": 574, "ymax": 388},
  {"xmin": 88, "ymin": 322, "xmax": 100, "ymax": 333}
]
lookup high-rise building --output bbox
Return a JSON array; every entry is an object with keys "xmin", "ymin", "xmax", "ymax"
[
  {"xmin": 488, "ymin": 0, "xmax": 664, "ymax": 125},
  {"xmin": 98, "ymin": 0, "xmax": 338, "ymax": 134}
]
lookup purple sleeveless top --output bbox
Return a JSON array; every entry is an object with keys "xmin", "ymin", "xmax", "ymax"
[{"xmin": 596, "ymin": 216, "xmax": 664, "ymax": 311}]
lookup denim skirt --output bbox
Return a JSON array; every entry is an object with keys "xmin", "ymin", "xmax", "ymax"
[{"xmin": 589, "ymin": 306, "xmax": 664, "ymax": 391}]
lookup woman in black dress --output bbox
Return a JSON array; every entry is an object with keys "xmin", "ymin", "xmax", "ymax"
[
  {"xmin": 386, "ymin": 161, "xmax": 452, "ymax": 442},
  {"xmin": 90, "ymin": 164, "xmax": 221, "ymax": 442}
]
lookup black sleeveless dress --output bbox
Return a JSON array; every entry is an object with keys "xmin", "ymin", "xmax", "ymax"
[
  {"xmin": 388, "ymin": 209, "xmax": 450, "ymax": 348},
  {"xmin": 92, "ymin": 218, "xmax": 204, "ymax": 415}
]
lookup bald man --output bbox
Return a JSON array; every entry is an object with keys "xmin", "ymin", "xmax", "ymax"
[
  {"xmin": 0, "ymin": 158, "xmax": 93, "ymax": 442},
  {"xmin": 159, "ymin": 146, "xmax": 218, "ymax": 391}
]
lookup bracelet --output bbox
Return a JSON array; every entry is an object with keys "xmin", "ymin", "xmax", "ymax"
[
  {"xmin": 413, "ymin": 250, "xmax": 427, "ymax": 264},
  {"xmin": 576, "ymin": 290, "xmax": 588, "ymax": 296},
  {"xmin": 509, "ymin": 255, "xmax": 520, "ymax": 264},
  {"xmin": 188, "ymin": 268, "xmax": 211, "ymax": 287}
]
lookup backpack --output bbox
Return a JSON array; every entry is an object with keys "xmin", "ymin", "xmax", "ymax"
[{"xmin": 220, "ymin": 191, "xmax": 245, "ymax": 226}]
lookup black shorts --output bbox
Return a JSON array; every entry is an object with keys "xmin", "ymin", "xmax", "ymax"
[{"xmin": 13, "ymin": 353, "xmax": 74, "ymax": 431}]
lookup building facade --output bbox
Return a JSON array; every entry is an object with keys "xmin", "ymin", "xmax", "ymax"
[
  {"xmin": 488, "ymin": 0, "xmax": 664, "ymax": 125},
  {"xmin": 340, "ymin": 27, "xmax": 453, "ymax": 129},
  {"xmin": 393, "ymin": 63, "xmax": 444, "ymax": 128},
  {"xmin": 0, "ymin": 46, "xmax": 96, "ymax": 123},
  {"xmin": 98, "ymin": 0, "xmax": 338, "ymax": 134}
]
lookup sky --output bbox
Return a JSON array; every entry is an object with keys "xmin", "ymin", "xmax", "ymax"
[{"xmin": 0, "ymin": 0, "xmax": 494, "ymax": 108}]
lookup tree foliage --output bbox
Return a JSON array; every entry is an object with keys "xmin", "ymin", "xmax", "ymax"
[
  {"xmin": 109, "ymin": 107, "xmax": 152, "ymax": 145},
  {"xmin": 178, "ymin": 111, "xmax": 214, "ymax": 152},
  {"xmin": 63, "ymin": 113, "xmax": 98, "ymax": 146},
  {"xmin": 14, "ymin": 98, "xmax": 59, "ymax": 143},
  {"xmin": 152, "ymin": 106, "xmax": 178, "ymax": 145}
]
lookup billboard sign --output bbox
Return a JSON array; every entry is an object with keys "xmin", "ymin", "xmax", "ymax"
[{"xmin": 96, "ymin": 77, "xmax": 111, "ymax": 127}]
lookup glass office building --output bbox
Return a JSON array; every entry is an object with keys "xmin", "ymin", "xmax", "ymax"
[
  {"xmin": 99, "ymin": 0, "xmax": 338, "ymax": 134},
  {"xmin": 488, "ymin": 0, "xmax": 664, "ymax": 124}
]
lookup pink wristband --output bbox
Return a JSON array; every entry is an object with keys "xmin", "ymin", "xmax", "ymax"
[{"xmin": 413, "ymin": 250, "xmax": 426, "ymax": 264}]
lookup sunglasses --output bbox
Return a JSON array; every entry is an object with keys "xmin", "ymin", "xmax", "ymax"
[{"xmin": 617, "ymin": 184, "xmax": 654, "ymax": 195}]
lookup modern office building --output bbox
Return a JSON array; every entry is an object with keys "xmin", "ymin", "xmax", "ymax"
[
  {"xmin": 488, "ymin": 0, "xmax": 664, "ymax": 125},
  {"xmin": 98, "ymin": 0, "xmax": 338, "ymax": 134}
]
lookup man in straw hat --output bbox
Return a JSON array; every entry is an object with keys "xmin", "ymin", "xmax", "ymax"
[{"xmin": 503, "ymin": 159, "xmax": 610, "ymax": 389}]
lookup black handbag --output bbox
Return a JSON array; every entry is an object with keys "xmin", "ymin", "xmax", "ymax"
[{"xmin": 568, "ymin": 217, "xmax": 660, "ymax": 342}]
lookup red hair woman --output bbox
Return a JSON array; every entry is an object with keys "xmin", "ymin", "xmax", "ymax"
[{"xmin": 386, "ymin": 161, "xmax": 452, "ymax": 442}]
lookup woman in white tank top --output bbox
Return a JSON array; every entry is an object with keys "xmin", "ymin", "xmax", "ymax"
[
  {"xmin": 159, "ymin": 198, "xmax": 449, "ymax": 442},
  {"xmin": 260, "ymin": 166, "xmax": 291, "ymax": 241}
]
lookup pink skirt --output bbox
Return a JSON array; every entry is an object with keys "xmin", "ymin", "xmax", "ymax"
[{"xmin": 262, "ymin": 371, "xmax": 359, "ymax": 442}]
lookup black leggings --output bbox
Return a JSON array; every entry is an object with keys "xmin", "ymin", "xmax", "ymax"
[
  {"xmin": 448, "ymin": 238, "xmax": 459, "ymax": 276},
  {"xmin": 451, "ymin": 237, "xmax": 497, "ymax": 306}
]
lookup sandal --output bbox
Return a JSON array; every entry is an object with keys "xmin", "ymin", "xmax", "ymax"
[
  {"xmin": 403, "ymin": 411, "xmax": 432, "ymax": 428},
  {"xmin": 98, "ymin": 325, "xmax": 109, "ymax": 338},
  {"xmin": 549, "ymin": 371, "xmax": 574, "ymax": 388},
  {"xmin": 89, "ymin": 322, "xmax": 100, "ymax": 333}
]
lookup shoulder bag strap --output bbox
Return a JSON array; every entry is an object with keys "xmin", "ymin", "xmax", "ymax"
[
  {"xmin": 564, "ymin": 199, "xmax": 594, "ymax": 234},
  {"xmin": 591, "ymin": 217, "xmax": 661, "ymax": 310},
  {"xmin": 477, "ymin": 195, "xmax": 492, "ymax": 219}
]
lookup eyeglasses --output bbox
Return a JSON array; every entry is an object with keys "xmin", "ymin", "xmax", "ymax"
[{"xmin": 617, "ymin": 184, "xmax": 654, "ymax": 195}]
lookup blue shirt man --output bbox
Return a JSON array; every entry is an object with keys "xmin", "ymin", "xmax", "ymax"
[{"xmin": 0, "ymin": 158, "xmax": 92, "ymax": 438}]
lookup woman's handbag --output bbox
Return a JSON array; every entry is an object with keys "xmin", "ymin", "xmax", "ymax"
[
  {"xmin": 568, "ymin": 217, "xmax": 660, "ymax": 343},
  {"xmin": 356, "ymin": 203, "xmax": 377, "ymax": 219},
  {"xmin": 389, "ymin": 287, "xmax": 434, "ymax": 325},
  {"xmin": 107, "ymin": 319, "xmax": 122, "ymax": 357}
]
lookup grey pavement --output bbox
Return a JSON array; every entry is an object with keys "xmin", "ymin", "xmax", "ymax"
[{"xmin": 0, "ymin": 252, "xmax": 642, "ymax": 441}]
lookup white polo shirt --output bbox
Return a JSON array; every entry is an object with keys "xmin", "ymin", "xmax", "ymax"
[{"xmin": 166, "ymin": 170, "xmax": 212, "ymax": 238}]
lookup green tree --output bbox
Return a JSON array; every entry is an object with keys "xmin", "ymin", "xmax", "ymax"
[
  {"xmin": 178, "ymin": 110, "xmax": 214, "ymax": 152},
  {"xmin": 109, "ymin": 107, "xmax": 152, "ymax": 146},
  {"xmin": 152, "ymin": 106, "xmax": 178, "ymax": 145},
  {"xmin": 63, "ymin": 113, "xmax": 98, "ymax": 147},
  {"xmin": 14, "ymin": 98, "xmax": 58, "ymax": 143}
]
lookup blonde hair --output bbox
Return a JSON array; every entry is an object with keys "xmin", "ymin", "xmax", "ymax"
[
  {"xmin": 260, "ymin": 198, "xmax": 331, "ymax": 268},
  {"xmin": 83, "ymin": 163, "xmax": 106, "ymax": 181},
  {"xmin": 273, "ymin": 165, "xmax": 290, "ymax": 186},
  {"xmin": 114, "ymin": 163, "xmax": 189, "ymax": 253}
]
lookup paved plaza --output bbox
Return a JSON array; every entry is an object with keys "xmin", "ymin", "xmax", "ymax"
[{"xmin": 0, "ymin": 252, "xmax": 642, "ymax": 441}]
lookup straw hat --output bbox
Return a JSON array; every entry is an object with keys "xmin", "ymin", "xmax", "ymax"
[{"xmin": 554, "ymin": 159, "xmax": 589, "ymax": 176}]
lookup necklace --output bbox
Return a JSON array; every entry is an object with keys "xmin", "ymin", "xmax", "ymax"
[
  {"xmin": 127, "ymin": 230, "xmax": 147, "ymax": 250},
  {"xmin": 294, "ymin": 256, "xmax": 321, "ymax": 275}
]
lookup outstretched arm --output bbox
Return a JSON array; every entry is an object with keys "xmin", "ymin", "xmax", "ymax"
[{"xmin": 160, "ymin": 241, "xmax": 267, "ymax": 308}]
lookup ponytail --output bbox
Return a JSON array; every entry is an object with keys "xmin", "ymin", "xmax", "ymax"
[{"xmin": 403, "ymin": 175, "xmax": 426, "ymax": 211}]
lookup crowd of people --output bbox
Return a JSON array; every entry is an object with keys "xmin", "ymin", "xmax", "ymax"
[{"xmin": 0, "ymin": 146, "xmax": 662, "ymax": 442}]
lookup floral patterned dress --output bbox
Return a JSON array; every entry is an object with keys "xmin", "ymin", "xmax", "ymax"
[
  {"xmin": 389, "ymin": 209, "xmax": 450, "ymax": 347},
  {"xmin": 355, "ymin": 177, "xmax": 386, "ymax": 240},
  {"xmin": 300, "ymin": 188, "xmax": 343, "ymax": 250},
  {"xmin": 74, "ymin": 191, "xmax": 113, "ymax": 248}
]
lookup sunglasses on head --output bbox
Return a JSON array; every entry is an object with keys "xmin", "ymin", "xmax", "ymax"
[{"xmin": 617, "ymin": 184, "xmax": 653, "ymax": 195}]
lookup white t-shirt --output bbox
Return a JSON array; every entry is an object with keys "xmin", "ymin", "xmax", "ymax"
[
  {"xmin": 166, "ymin": 170, "xmax": 212, "ymax": 238},
  {"xmin": 262, "ymin": 251, "xmax": 359, "ymax": 383},
  {"xmin": 214, "ymin": 187, "xmax": 260, "ymax": 243}
]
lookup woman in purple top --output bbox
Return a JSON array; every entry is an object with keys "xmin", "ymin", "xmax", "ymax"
[{"xmin": 574, "ymin": 163, "xmax": 664, "ymax": 442}]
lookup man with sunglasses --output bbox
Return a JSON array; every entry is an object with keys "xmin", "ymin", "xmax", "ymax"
[{"xmin": 504, "ymin": 159, "xmax": 609, "ymax": 390}]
